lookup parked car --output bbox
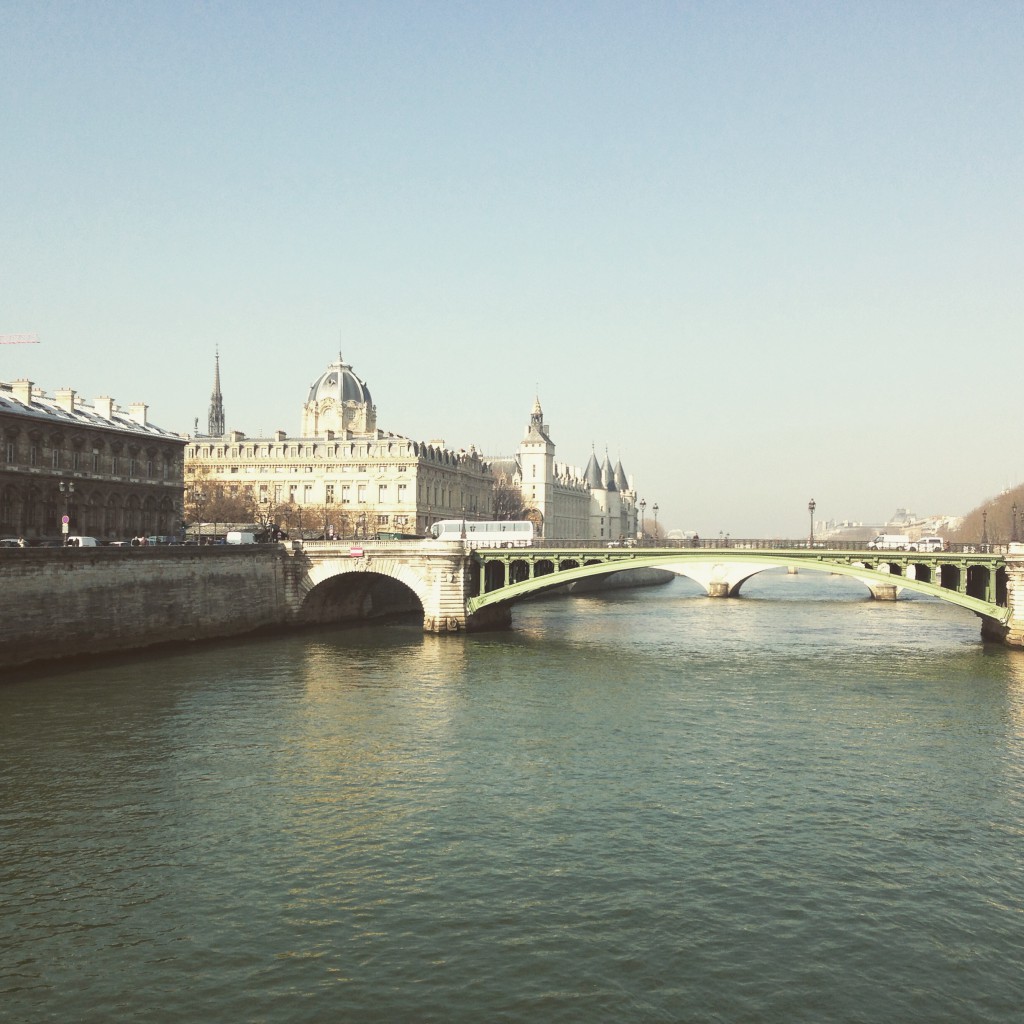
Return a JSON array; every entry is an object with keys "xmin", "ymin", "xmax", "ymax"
[
  {"xmin": 910, "ymin": 536, "xmax": 945, "ymax": 552},
  {"xmin": 64, "ymin": 536, "xmax": 100, "ymax": 547},
  {"xmin": 0, "ymin": 537, "xmax": 24, "ymax": 547}
]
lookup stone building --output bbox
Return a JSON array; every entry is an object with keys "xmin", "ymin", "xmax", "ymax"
[
  {"xmin": 489, "ymin": 397, "xmax": 639, "ymax": 543},
  {"xmin": 185, "ymin": 355, "xmax": 494, "ymax": 538},
  {"xmin": 186, "ymin": 354, "xmax": 640, "ymax": 543},
  {"xmin": 0, "ymin": 379, "xmax": 186, "ymax": 542}
]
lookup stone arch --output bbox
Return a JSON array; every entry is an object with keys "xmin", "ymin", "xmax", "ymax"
[{"xmin": 297, "ymin": 557, "xmax": 433, "ymax": 617}]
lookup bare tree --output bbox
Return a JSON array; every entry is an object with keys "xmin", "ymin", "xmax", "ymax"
[{"xmin": 492, "ymin": 470, "xmax": 523, "ymax": 520}]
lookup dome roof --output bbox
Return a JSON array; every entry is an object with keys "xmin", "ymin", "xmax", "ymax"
[{"xmin": 307, "ymin": 357, "xmax": 372, "ymax": 407}]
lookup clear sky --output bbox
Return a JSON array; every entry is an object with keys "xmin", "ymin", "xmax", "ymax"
[{"xmin": 2, "ymin": 1, "xmax": 1021, "ymax": 537}]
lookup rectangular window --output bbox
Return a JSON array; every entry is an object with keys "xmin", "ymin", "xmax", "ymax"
[
  {"xmin": 357, "ymin": 485, "xmax": 367, "ymax": 503},
  {"xmin": 325, "ymin": 484, "xmax": 335, "ymax": 504},
  {"xmin": 5, "ymin": 442, "xmax": 13, "ymax": 463},
  {"xmin": 341, "ymin": 485, "xmax": 351, "ymax": 503},
  {"xmin": 52, "ymin": 449, "xmax": 60, "ymax": 469},
  {"xmin": 147, "ymin": 460, "xmax": 154, "ymax": 477},
  {"xmin": 129, "ymin": 458, "xmax": 138, "ymax": 477},
  {"xmin": 259, "ymin": 484, "xmax": 268, "ymax": 503},
  {"xmin": 30, "ymin": 446, "xmax": 39, "ymax": 467},
  {"xmin": 378, "ymin": 484, "xmax": 388, "ymax": 503},
  {"xmin": 397, "ymin": 483, "xmax": 408, "ymax": 502},
  {"xmin": 93, "ymin": 451, "xmax": 100, "ymax": 472}
]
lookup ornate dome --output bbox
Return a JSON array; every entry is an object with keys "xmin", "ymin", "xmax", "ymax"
[
  {"xmin": 302, "ymin": 355, "xmax": 377, "ymax": 437},
  {"xmin": 306, "ymin": 356, "xmax": 372, "ymax": 407}
]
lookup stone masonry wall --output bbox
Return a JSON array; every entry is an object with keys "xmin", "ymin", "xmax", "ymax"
[{"xmin": 0, "ymin": 547, "xmax": 290, "ymax": 671}]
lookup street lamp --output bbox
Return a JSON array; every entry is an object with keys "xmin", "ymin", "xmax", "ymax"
[
  {"xmin": 1012, "ymin": 503, "xmax": 1019, "ymax": 544},
  {"xmin": 653, "ymin": 503, "xmax": 659, "ymax": 543},
  {"xmin": 981, "ymin": 509, "xmax": 989, "ymax": 550},
  {"xmin": 639, "ymin": 499, "xmax": 646, "ymax": 543},
  {"xmin": 460, "ymin": 507, "xmax": 467, "ymax": 541},
  {"xmin": 808, "ymin": 498, "xmax": 816, "ymax": 548},
  {"xmin": 59, "ymin": 481, "xmax": 74, "ymax": 543}
]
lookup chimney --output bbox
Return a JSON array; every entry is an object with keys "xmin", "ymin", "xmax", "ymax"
[
  {"xmin": 128, "ymin": 402, "xmax": 148, "ymax": 426},
  {"xmin": 12, "ymin": 379, "xmax": 33, "ymax": 405},
  {"xmin": 95, "ymin": 396, "xmax": 114, "ymax": 419},
  {"xmin": 55, "ymin": 387, "xmax": 76, "ymax": 413}
]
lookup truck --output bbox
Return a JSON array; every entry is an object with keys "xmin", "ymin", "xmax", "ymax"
[{"xmin": 867, "ymin": 534, "xmax": 911, "ymax": 551}]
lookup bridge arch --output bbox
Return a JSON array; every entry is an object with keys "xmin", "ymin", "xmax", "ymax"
[
  {"xmin": 295, "ymin": 556, "xmax": 428, "ymax": 624},
  {"xmin": 467, "ymin": 549, "xmax": 1010, "ymax": 634}
]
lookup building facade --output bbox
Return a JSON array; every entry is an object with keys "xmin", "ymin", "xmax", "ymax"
[
  {"xmin": 0, "ymin": 379, "xmax": 187, "ymax": 541},
  {"xmin": 185, "ymin": 354, "xmax": 639, "ymax": 544},
  {"xmin": 185, "ymin": 356, "xmax": 494, "ymax": 538},
  {"xmin": 490, "ymin": 397, "xmax": 639, "ymax": 543}
]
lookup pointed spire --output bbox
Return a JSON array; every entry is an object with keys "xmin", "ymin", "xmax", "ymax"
[
  {"xmin": 208, "ymin": 348, "xmax": 225, "ymax": 436},
  {"xmin": 602, "ymin": 449, "xmax": 617, "ymax": 491},
  {"xmin": 614, "ymin": 458, "xmax": 629, "ymax": 492}
]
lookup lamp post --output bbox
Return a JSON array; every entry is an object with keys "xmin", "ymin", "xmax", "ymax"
[
  {"xmin": 981, "ymin": 509, "xmax": 988, "ymax": 550},
  {"xmin": 59, "ymin": 480, "xmax": 74, "ymax": 543},
  {"xmin": 653, "ymin": 503, "xmax": 659, "ymax": 543},
  {"xmin": 808, "ymin": 498, "xmax": 816, "ymax": 548},
  {"xmin": 1012, "ymin": 504, "xmax": 1019, "ymax": 544},
  {"xmin": 639, "ymin": 499, "xmax": 647, "ymax": 543},
  {"xmin": 460, "ymin": 506, "xmax": 467, "ymax": 541}
]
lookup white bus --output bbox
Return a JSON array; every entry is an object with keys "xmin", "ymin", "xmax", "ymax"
[{"xmin": 429, "ymin": 519, "xmax": 534, "ymax": 547}]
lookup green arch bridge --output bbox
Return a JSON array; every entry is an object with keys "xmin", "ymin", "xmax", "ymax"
[{"xmin": 466, "ymin": 545, "xmax": 1016, "ymax": 642}]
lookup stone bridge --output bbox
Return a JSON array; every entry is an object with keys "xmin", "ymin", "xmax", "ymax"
[
  {"xmin": 294, "ymin": 539, "xmax": 1024, "ymax": 647},
  {"xmin": 5, "ymin": 541, "xmax": 1024, "ymax": 671}
]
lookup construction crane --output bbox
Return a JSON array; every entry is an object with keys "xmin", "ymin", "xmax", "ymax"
[{"xmin": 0, "ymin": 333, "xmax": 40, "ymax": 345}]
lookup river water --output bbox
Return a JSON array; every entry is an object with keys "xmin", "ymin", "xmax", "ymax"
[{"xmin": 3, "ymin": 571, "xmax": 1023, "ymax": 1023}]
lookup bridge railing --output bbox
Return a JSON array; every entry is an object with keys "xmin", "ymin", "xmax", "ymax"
[
  {"xmin": 527, "ymin": 539, "xmax": 1009, "ymax": 554},
  {"xmin": 293, "ymin": 536, "xmax": 1009, "ymax": 555}
]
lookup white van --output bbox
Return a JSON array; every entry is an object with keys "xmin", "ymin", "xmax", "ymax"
[
  {"xmin": 65, "ymin": 536, "xmax": 99, "ymax": 548},
  {"xmin": 867, "ymin": 534, "xmax": 911, "ymax": 551},
  {"xmin": 910, "ymin": 536, "xmax": 944, "ymax": 552},
  {"xmin": 226, "ymin": 531, "xmax": 257, "ymax": 545}
]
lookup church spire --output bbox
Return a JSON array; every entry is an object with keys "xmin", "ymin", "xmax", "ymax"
[{"xmin": 208, "ymin": 348, "xmax": 225, "ymax": 436}]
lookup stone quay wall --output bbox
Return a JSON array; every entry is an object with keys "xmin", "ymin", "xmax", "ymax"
[{"xmin": 1, "ymin": 546, "xmax": 290, "ymax": 671}]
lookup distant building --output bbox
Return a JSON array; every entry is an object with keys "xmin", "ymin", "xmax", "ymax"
[
  {"xmin": 0, "ymin": 379, "xmax": 186, "ymax": 541},
  {"xmin": 487, "ymin": 397, "xmax": 639, "ymax": 543},
  {"xmin": 185, "ymin": 355, "xmax": 494, "ymax": 538},
  {"xmin": 185, "ymin": 354, "xmax": 640, "ymax": 543}
]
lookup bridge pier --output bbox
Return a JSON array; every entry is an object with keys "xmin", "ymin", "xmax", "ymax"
[
  {"xmin": 708, "ymin": 581, "xmax": 731, "ymax": 598},
  {"xmin": 868, "ymin": 583, "xmax": 899, "ymax": 601},
  {"xmin": 1003, "ymin": 544, "xmax": 1024, "ymax": 648}
]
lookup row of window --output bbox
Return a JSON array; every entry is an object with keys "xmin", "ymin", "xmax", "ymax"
[
  {"xmin": 193, "ymin": 441, "xmax": 416, "ymax": 463},
  {"xmin": 4, "ymin": 442, "xmax": 176, "ymax": 479}
]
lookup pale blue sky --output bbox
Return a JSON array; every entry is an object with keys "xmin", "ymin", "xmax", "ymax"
[{"xmin": 2, "ymin": 1, "xmax": 1021, "ymax": 536}]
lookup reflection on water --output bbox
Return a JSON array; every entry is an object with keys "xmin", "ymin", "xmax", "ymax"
[{"xmin": 2, "ymin": 573, "xmax": 1023, "ymax": 1023}]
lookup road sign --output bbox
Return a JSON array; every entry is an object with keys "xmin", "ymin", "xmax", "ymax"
[{"xmin": 62, "ymin": 515, "xmax": 70, "ymax": 525}]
